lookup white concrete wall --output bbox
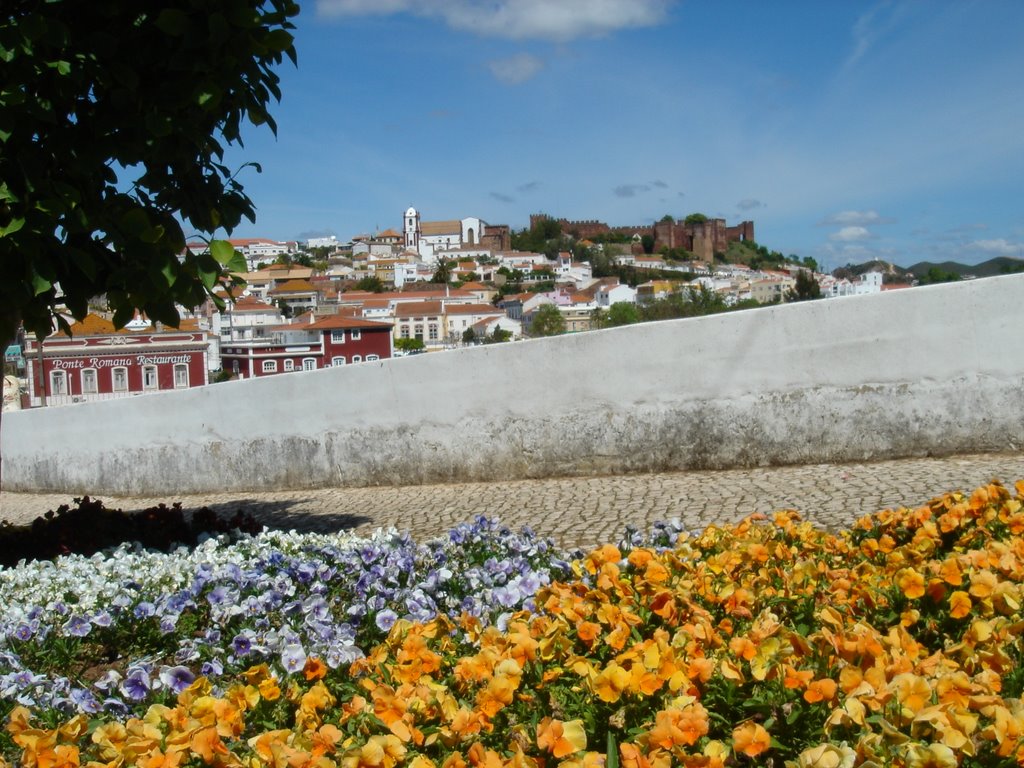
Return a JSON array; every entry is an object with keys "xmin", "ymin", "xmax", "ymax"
[{"xmin": 3, "ymin": 275, "xmax": 1023, "ymax": 495}]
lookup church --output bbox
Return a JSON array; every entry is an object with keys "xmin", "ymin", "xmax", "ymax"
[{"xmin": 403, "ymin": 207, "xmax": 510, "ymax": 260}]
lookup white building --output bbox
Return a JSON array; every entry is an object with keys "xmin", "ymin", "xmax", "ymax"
[
  {"xmin": 821, "ymin": 271, "xmax": 883, "ymax": 298},
  {"xmin": 596, "ymin": 283, "xmax": 637, "ymax": 308},
  {"xmin": 403, "ymin": 207, "xmax": 492, "ymax": 260}
]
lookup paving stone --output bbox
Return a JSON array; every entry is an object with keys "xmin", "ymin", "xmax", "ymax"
[{"xmin": 2, "ymin": 452, "xmax": 1023, "ymax": 551}]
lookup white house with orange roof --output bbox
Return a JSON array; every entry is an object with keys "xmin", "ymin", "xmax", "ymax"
[
  {"xmin": 187, "ymin": 238, "xmax": 296, "ymax": 271},
  {"xmin": 595, "ymin": 282, "xmax": 637, "ymax": 308},
  {"xmin": 443, "ymin": 303, "xmax": 508, "ymax": 342},
  {"xmin": 268, "ymin": 279, "xmax": 320, "ymax": 315},
  {"xmin": 394, "ymin": 300, "xmax": 446, "ymax": 348},
  {"xmin": 218, "ymin": 295, "xmax": 284, "ymax": 342}
]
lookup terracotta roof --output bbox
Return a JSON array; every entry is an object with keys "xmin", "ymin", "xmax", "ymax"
[
  {"xmin": 56, "ymin": 313, "xmax": 117, "ymax": 337},
  {"xmin": 306, "ymin": 315, "xmax": 393, "ymax": 330},
  {"xmin": 228, "ymin": 237, "xmax": 279, "ymax": 246},
  {"xmin": 53, "ymin": 313, "xmax": 206, "ymax": 338},
  {"xmin": 394, "ymin": 301, "xmax": 444, "ymax": 317},
  {"xmin": 460, "ymin": 281, "xmax": 488, "ymax": 290},
  {"xmin": 230, "ymin": 295, "xmax": 278, "ymax": 313},
  {"xmin": 420, "ymin": 220, "xmax": 461, "ymax": 236},
  {"xmin": 269, "ymin": 279, "xmax": 317, "ymax": 295},
  {"xmin": 445, "ymin": 303, "xmax": 502, "ymax": 315},
  {"xmin": 376, "ymin": 228, "xmax": 401, "ymax": 238}
]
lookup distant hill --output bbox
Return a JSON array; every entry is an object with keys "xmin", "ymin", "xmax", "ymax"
[
  {"xmin": 905, "ymin": 256, "xmax": 1024, "ymax": 279},
  {"xmin": 831, "ymin": 260, "xmax": 910, "ymax": 284}
]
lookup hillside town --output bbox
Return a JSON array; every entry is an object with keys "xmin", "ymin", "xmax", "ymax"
[{"xmin": 3, "ymin": 208, "xmax": 909, "ymax": 410}]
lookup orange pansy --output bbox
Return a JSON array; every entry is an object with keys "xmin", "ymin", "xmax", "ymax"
[{"xmin": 731, "ymin": 721, "xmax": 771, "ymax": 758}]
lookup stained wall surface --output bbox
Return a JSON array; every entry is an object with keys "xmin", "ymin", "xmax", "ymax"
[{"xmin": 3, "ymin": 275, "xmax": 1022, "ymax": 495}]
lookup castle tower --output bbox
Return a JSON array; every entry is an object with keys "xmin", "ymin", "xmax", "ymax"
[{"xmin": 404, "ymin": 207, "xmax": 420, "ymax": 250}]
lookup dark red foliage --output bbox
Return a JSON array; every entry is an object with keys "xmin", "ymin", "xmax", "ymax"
[{"xmin": 0, "ymin": 497, "xmax": 260, "ymax": 567}]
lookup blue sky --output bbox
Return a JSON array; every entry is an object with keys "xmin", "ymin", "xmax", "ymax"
[{"xmin": 222, "ymin": 0, "xmax": 1024, "ymax": 270}]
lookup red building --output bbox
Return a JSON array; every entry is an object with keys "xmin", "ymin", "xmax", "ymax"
[
  {"xmin": 220, "ymin": 314, "xmax": 393, "ymax": 378},
  {"xmin": 22, "ymin": 314, "xmax": 212, "ymax": 408}
]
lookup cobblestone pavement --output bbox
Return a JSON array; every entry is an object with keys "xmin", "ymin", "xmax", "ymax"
[{"xmin": 3, "ymin": 452, "xmax": 1023, "ymax": 550}]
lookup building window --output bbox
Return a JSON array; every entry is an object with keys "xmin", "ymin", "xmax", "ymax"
[
  {"xmin": 284, "ymin": 359, "xmax": 294, "ymax": 372},
  {"xmin": 428, "ymin": 324, "xmax": 438, "ymax": 341},
  {"xmin": 414, "ymin": 325, "xmax": 423, "ymax": 340},
  {"xmin": 113, "ymin": 367, "xmax": 128, "ymax": 392},
  {"xmin": 400, "ymin": 326, "xmax": 410, "ymax": 339},
  {"xmin": 351, "ymin": 329, "xmax": 361, "ymax": 340},
  {"xmin": 81, "ymin": 368, "xmax": 98, "ymax": 394},
  {"xmin": 173, "ymin": 363, "xmax": 189, "ymax": 388},
  {"xmin": 262, "ymin": 360, "xmax": 277, "ymax": 373},
  {"xmin": 142, "ymin": 365, "xmax": 158, "ymax": 390},
  {"xmin": 367, "ymin": 354, "xmax": 379, "ymax": 361},
  {"xmin": 50, "ymin": 370, "xmax": 67, "ymax": 395},
  {"xmin": 351, "ymin": 355, "xmax": 362, "ymax": 363},
  {"xmin": 332, "ymin": 356, "xmax": 346, "ymax": 366},
  {"xmin": 331, "ymin": 331, "xmax": 345, "ymax": 343},
  {"xmin": 302, "ymin": 358, "xmax": 316, "ymax": 371},
  {"xmin": 231, "ymin": 361, "xmax": 240, "ymax": 374}
]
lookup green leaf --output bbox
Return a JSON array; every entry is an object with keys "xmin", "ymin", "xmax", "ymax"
[
  {"xmin": 606, "ymin": 733, "xmax": 618, "ymax": 768},
  {"xmin": 30, "ymin": 270, "xmax": 51, "ymax": 296},
  {"xmin": 0, "ymin": 217, "xmax": 25, "ymax": 236},
  {"xmin": 159, "ymin": 259, "xmax": 177, "ymax": 287},
  {"xmin": 225, "ymin": 251, "xmax": 247, "ymax": 274},
  {"xmin": 140, "ymin": 224, "xmax": 165, "ymax": 244},
  {"xmin": 263, "ymin": 29, "xmax": 293, "ymax": 53},
  {"xmin": 155, "ymin": 9, "xmax": 189, "ymax": 36},
  {"xmin": 120, "ymin": 208, "xmax": 150, "ymax": 237},
  {"xmin": 209, "ymin": 239, "xmax": 236, "ymax": 265}
]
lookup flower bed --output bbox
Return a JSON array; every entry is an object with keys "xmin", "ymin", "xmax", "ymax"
[{"xmin": 3, "ymin": 481, "xmax": 1024, "ymax": 767}]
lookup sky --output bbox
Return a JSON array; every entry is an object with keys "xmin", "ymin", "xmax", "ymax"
[{"xmin": 221, "ymin": 0, "xmax": 1024, "ymax": 270}]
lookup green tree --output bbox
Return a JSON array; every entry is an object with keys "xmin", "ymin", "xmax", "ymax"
[
  {"xmin": 462, "ymin": 327, "xmax": 477, "ymax": 345},
  {"xmin": 529, "ymin": 304, "xmax": 565, "ymax": 337},
  {"xmin": 641, "ymin": 234, "xmax": 656, "ymax": 254},
  {"xmin": 787, "ymin": 270, "xmax": 822, "ymax": 301},
  {"xmin": 919, "ymin": 266, "xmax": 962, "ymax": 284},
  {"xmin": 355, "ymin": 275, "xmax": 385, "ymax": 292},
  {"xmin": 684, "ymin": 213, "xmax": 709, "ymax": 225},
  {"xmin": 394, "ymin": 337, "xmax": 425, "ymax": 353},
  {"xmin": 483, "ymin": 324, "xmax": 512, "ymax": 344},
  {"xmin": 0, "ymin": 0, "xmax": 298, "ymax": 351},
  {"xmin": 431, "ymin": 258, "xmax": 455, "ymax": 284},
  {"xmin": 606, "ymin": 302, "xmax": 639, "ymax": 326}
]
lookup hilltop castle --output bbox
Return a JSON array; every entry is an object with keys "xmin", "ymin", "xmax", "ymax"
[{"xmin": 530, "ymin": 214, "xmax": 754, "ymax": 262}]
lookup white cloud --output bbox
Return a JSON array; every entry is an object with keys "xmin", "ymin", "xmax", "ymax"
[
  {"xmin": 487, "ymin": 53, "xmax": 544, "ymax": 84},
  {"xmin": 316, "ymin": 0, "xmax": 673, "ymax": 41},
  {"xmin": 830, "ymin": 226, "xmax": 873, "ymax": 242},
  {"xmin": 736, "ymin": 198, "xmax": 763, "ymax": 211},
  {"xmin": 821, "ymin": 210, "xmax": 890, "ymax": 226},
  {"xmin": 843, "ymin": 1, "xmax": 910, "ymax": 71},
  {"xmin": 969, "ymin": 238, "xmax": 1021, "ymax": 257}
]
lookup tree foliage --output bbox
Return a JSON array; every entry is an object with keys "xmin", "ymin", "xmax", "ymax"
[
  {"xmin": 606, "ymin": 301, "xmax": 639, "ymax": 326},
  {"xmin": 0, "ymin": 0, "xmax": 299, "ymax": 345},
  {"xmin": 529, "ymin": 304, "xmax": 565, "ymax": 337},
  {"xmin": 787, "ymin": 269, "xmax": 823, "ymax": 302},
  {"xmin": 354, "ymin": 275, "xmax": 385, "ymax": 293}
]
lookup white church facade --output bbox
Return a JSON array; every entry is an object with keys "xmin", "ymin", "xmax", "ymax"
[{"xmin": 403, "ymin": 207, "xmax": 504, "ymax": 261}]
